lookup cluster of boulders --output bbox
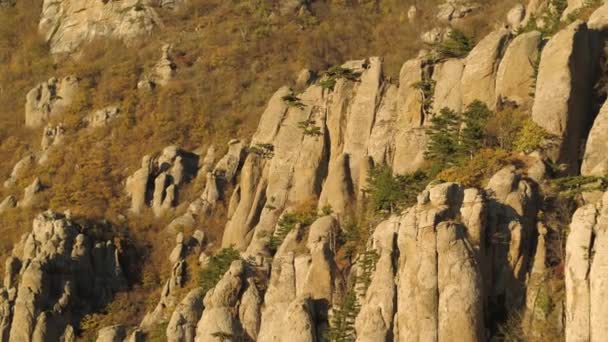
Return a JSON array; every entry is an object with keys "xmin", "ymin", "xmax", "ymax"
[
  {"xmin": 125, "ymin": 145, "xmax": 199, "ymax": 216},
  {"xmin": 0, "ymin": 211, "xmax": 127, "ymax": 341}
]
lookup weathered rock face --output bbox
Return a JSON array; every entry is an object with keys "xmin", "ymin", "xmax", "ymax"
[
  {"xmin": 97, "ymin": 325, "xmax": 127, "ymax": 342},
  {"xmin": 588, "ymin": 2, "xmax": 608, "ymax": 31},
  {"xmin": 84, "ymin": 106, "xmax": 120, "ymax": 128},
  {"xmin": 39, "ymin": 0, "xmax": 162, "ymax": 54},
  {"xmin": 0, "ymin": 211, "xmax": 126, "ymax": 341},
  {"xmin": 166, "ymin": 288, "xmax": 204, "ymax": 342},
  {"xmin": 4, "ymin": 154, "xmax": 35, "ymax": 188},
  {"xmin": 437, "ymin": 0, "xmax": 479, "ymax": 22},
  {"xmin": 396, "ymin": 183, "xmax": 485, "ymax": 342},
  {"xmin": 461, "ymin": 28, "xmax": 510, "ymax": 109},
  {"xmin": 582, "ymin": 99, "xmax": 608, "ymax": 176},
  {"xmin": 495, "ymin": 31, "xmax": 541, "ymax": 108},
  {"xmin": 531, "ymin": 21, "xmax": 596, "ymax": 173},
  {"xmin": 432, "ymin": 58, "xmax": 464, "ymax": 113},
  {"xmin": 485, "ymin": 166, "xmax": 540, "ymax": 313},
  {"xmin": 355, "ymin": 219, "xmax": 398, "ymax": 341},
  {"xmin": 195, "ymin": 260, "xmax": 245, "ymax": 341},
  {"xmin": 565, "ymin": 191, "xmax": 608, "ymax": 342},
  {"xmin": 125, "ymin": 146, "xmax": 199, "ymax": 216},
  {"xmin": 138, "ymin": 44, "xmax": 177, "ymax": 90},
  {"xmin": 25, "ymin": 76, "xmax": 79, "ymax": 128}
]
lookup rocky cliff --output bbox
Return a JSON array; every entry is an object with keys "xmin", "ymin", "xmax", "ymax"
[{"xmin": 2, "ymin": 0, "xmax": 608, "ymax": 341}]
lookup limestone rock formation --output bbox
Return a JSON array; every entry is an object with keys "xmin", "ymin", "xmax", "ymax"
[
  {"xmin": 39, "ymin": 0, "xmax": 162, "ymax": 54},
  {"xmin": 531, "ymin": 21, "xmax": 596, "ymax": 173},
  {"xmin": 0, "ymin": 211, "xmax": 126, "ymax": 341},
  {"xmin": 25, "ymin": 76, "xmax": 79, "ymax": 128}
]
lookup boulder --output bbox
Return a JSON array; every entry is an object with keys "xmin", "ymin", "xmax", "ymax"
[
  {"xmin": 19, "ymin": 178, "xmax": 42, "ymax": 208},
  {"xmin": 562, "ymin": 0, "xmax": 586, "ymax": 19},
  {"xmin": 4, "ymin": 154, "xmax": 35, "ymax": 188},
  {"xmin": 25, "ymin": 76, "xmax": 79, "ymax": 127},
  {"xmin": 507, "ymin": 3, "xmax": 526, "ymax": 30},
  {"xmin": 495, "ymin": 31, "xmax": 541, "ymax": 108},
  {"xmin": 318, "ymin": 154, "xmax": 353, "ymax": 216},
  {"xmin": 588, "ymin": 3, "xmax": 608, "ymax": 31},
  {"xmin": 195, "ymin": 261, "xmax": 244, "ymax": 341},
  {"xmin": 531, "ymin": 21, "xmax": 596, "ymax": 173},
  {"xmin": 355, "ymin": 219, "xmax": 399, "ymax": 341},
  {"xmin": 396, "ymin": 183, "xmax": 484, "ymax": 342},
  {"xmin": 84, "ymin": 106, "xmax": 120, "ymax": 128},
  {"xmin": 461, "ymin": 28, "xmax": 510, "ymax": 109},
  {"xmin": 437, "ymin": 0, "xmax": 479, "ymax": 22},
  {"xmin": 96, "ymin": 325, "xmax": 127, "ymax": 342},
  {"xmin": 432, "ymin": 58, "xmax": 464, "ymax": 113},
  {"xmin": 166, "ymin": 288, "xmax": 204, "ymax": 342},
  {"xmin": 582, "ymin": 100, "xmax": 608, "ymax": 176},
  {"xmin": 565, "ymin": 196, "xmax": 603, "ymax": 342}
]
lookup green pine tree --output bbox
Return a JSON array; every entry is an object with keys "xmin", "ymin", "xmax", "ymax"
[
  {"xmin": 460, "ymin": 100, "xmax": 492, "ymax": 158},
  {"xmin": 425, "ymin": 107, "xmax": 462, "ymax": 167}
]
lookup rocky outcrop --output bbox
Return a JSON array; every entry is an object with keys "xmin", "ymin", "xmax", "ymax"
[
  {"xmin": 461, "ymin": 28, "xmax": 509, "ymax": 109},
  {"xmin": 25, "ymin": 76, "xmax": 79, "ymax": 128},
  {"xmin": 588, "ymin": 2, "xmax": 608, "ymax": 31},
  {"xmin": 39, "ymin": 0, "xmax": 162, "ymax": 54},
  {"xmin": 0, "ymin": 211, "xmax": 126, "ymax": 341},
  {"xmin": 125, "ymin": 146, "xmax": 198, "ymax": 216},
  {"xmin": 39, "ymin": 123, "xmax": 66, "ymax": 164},
  {"xmin": 19, "ymin": 177, "xmax": 43, "ymax": 208},
  {"xmin": 565, "ymin": 191, "xmax": 608, "ymax": 342},
  {"xmin": 355, "ymin": 219, "xmax": 398, "ymax": 341},
  {"xmin": 531, "ymin": 21, "xmax": 596, "ymax": 173},
  {"xmin": 432, "ymin": 58, "xmax": 464, "ymax": 112},
  {"xmin": 166, "ymin": 288, "xmax": 204, "ymax": 342},
  {"xmin": 4, "ymin": 154, "xmax": 35, "ymax": 188},
  {"xmin": 97, "ymin": 325, "xmax": 127, "ymax": 342},
  {"xmin": 495, "ymin": 31, "xmax": 541, "ymax": 108},
  {"xmin": 84, "ymin": 106, "xmax": 121, "ymax": 128},
  {"xmin": 582, "ymin": 99, "xmax": 608, "ymax": 176},
  {"xmin": 195, "ymin": 260, "xmax": 245, "ymax": 341},
  {"xmin": 138, "ymin": 45, "xmax": 177, "ymax": 90},
  {"xmin": 396, "ymin": 183, "xmax": 485, "ymax": 342},
  {"xmin": 437, "ymin": 0, "xmax": 479, "ymax": 22}
]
